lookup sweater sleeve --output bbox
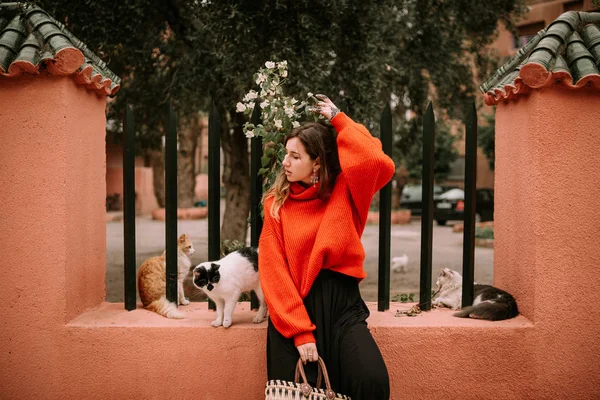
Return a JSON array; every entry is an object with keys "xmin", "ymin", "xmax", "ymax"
[
  {"xmin": 258, "ymin": 197, "xmax": 316, "ymax": 346},
  {"xmin": 331, "ymin": 112, "xmax": 395, "ymax": 226}
]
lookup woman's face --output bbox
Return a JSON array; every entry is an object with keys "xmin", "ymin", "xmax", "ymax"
[{"xmin": 282, "ymin": 137, "xmax": 319, "ymax": 185}]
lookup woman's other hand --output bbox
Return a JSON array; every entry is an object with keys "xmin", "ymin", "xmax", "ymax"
[
  {"xmin": 297, "ymin": 342, "xmax": 319, "ymax": 363},
  {"xmin": 314, "ymin": 94, "xmax": 340, "ymax": 121}
]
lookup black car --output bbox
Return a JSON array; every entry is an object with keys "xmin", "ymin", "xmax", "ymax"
[{"xmin": 434, "ymin": 188, "xmax": 494, "ymax": 226}]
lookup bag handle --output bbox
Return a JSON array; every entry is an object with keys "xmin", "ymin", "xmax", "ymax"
[{"xmin": 294, "ymin": 357, "xmax": 337, "ymax": 399}]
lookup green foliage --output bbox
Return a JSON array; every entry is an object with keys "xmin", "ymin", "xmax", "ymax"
[
  {"xmin": 478, "ymin": 111, "xmax": 496, "ymax": 171},
  {"xmin": 475, "ymin": 226, "xmax": 494, "ymax": 240},
  {"xmin": 40, "ymin": 0, "xmax": 525, "ymax": 152},
  {"xmin": 393, "ymin": 116, "xmax": 460, "ymax": 181},
  {"xmin": 38, "ymin": 0, "xmax": 525, "ymax": 236},
  {"xmin": 392, "ymin": 293, "xmax": 416, "ymax": 303},
  {"xmin": 221, "ymin": 239, "xmax": 246, "ymax": 257}
]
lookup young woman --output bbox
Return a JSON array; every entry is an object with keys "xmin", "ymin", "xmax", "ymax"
[{"xmin": 259, "ymin": 94, "xmax": 394, "ymax": 399}]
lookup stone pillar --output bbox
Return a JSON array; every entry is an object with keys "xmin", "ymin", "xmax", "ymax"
[
  {"xmin": 0, "ymin": 75, "xmax": 107, "ymax": 325},
  {"xmin": 495, "ymin": 87, "xmax": 600, "ymax": 396}
]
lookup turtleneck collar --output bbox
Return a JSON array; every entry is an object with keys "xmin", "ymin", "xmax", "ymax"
[{"xmin": 289, "ymin": 181, "xmax": 319, "ymax": 200}]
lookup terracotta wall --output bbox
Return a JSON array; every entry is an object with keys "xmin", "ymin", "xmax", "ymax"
[
  {"xmin": 0, "ymin": 75, "xmax": 107, "ymax": 394},
  {"xmin": 495, "ymin": 87, "xmax": 600, "ymax": 398},
  {"xmin": 1, "ymin": 75, "xmax": 598, "ymax": 399}
]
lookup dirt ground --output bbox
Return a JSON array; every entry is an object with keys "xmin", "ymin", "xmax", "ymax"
[{"xmin": 105, "ymin": 212, "xmax": 494, "ymax": 303}]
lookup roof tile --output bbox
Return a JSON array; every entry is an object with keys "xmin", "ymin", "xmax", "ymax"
[
  {"xmin": 0, "ymin": 3, "xmax": 120, "ymax": 96},
  {"xmin": 481, "ymin": 11, "xmax": 600, "ymax": 105}
]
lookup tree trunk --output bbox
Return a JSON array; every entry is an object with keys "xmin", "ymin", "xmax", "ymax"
[
  {"xmin": 220, "ymin": 110, "xmax": 250, "ymax": 243},
  {"xmin": 177, "ymin": 114, "xmax": 200, "ymax": 208},
  {"xmin": 151, "ymin": 150, "xmax": 165, "ymax": 208}
]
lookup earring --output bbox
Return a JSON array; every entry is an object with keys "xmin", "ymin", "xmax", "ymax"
[{"xmin": 310, "ymin": 167, "xmax": 319, "ymax": 187}]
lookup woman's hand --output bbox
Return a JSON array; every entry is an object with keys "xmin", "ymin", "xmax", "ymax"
[
  {"xmin": 297, "ymin": 342, "xmax": 319, "ymax": 363},
  {"xmin": 313, "ymin": 94, "xmax": 340, "ymax": 121}
]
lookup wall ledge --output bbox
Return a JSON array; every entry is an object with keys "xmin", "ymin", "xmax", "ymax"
[{"xmin": 67, "ymin": 301, "xmax": 533, "ymax": 330}]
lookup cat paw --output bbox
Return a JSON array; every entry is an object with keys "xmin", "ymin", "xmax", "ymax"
[
  {"xmin": 222, "ymin": 319, "xmax": 232, "ymax": 328},
  {"xmin": 210, "ymin": 320, "xmax": 223, "ymax": 327},
  {"xmin": 253, "ymin": 315, "xmax": 265, "ymax": 324},
  {"xmin": 180, "ymin": 298, "xmax": 190, "ymax": 305}
]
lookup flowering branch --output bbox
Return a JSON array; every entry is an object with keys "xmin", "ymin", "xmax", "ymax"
[{"xmin": 237, "ymin": 61, "xmax": 320, "ymax": 192}]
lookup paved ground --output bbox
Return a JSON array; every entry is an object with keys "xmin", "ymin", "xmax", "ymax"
[{"xmin": 106, "ymin": 213, "xmax": 494, "ymax": 303}]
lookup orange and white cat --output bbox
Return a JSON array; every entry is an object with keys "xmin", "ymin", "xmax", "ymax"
[{"xmin": 137, "ymin": 233, "xmax": 195, "ymax": 319}]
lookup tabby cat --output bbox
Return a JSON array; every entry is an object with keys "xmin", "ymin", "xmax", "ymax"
[{"xmin": 137, "ymin": 234, "xmax": 195, "ymax": 318}]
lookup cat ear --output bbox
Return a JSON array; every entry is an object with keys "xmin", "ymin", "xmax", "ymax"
[
  {"xmin": 211, "ymin": 263, "xmax": 220, "ymax": 271},
  {"xmin": 178, "ymin": 234, "xmax": 185, "ymax": 243}
]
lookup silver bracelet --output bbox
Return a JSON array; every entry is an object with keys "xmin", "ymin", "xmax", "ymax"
[{"xmin": 330, "ymin": 107, "xmax": 339, "ymax": 119}]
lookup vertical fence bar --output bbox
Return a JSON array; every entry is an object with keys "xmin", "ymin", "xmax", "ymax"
[
  {"xmin": 419, "ymin": 102, "xmax": 435, "ymax": 311},
  {"xmin": 378, "ymin": 104, "xmax": 393, "ymax": 312},
  {"xmin": 165, "ymin": 103, "xmax": 178, "ymax": 304},
  {"xmin": 208, "ymin": 102, "xmax": 221, "ymax": 310},
  {"xmin": 249, "ymin": 101, "xmax": 262, "ymax": 310},
  {"xmin": 462, "ymin": 102, "xmax": 477, "ymax": 307},
  {"xmin": 123, "ymin": 105, "xmax": 137, "ymax": 311}
]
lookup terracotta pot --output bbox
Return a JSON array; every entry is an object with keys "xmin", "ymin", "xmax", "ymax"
[
  {"xmin": 151, "ymin": 207, "xmax": 208, "ymax": 221},
  {"xmin": 366, "ymin": 210, "xmax": 412, "ymax": 225}
]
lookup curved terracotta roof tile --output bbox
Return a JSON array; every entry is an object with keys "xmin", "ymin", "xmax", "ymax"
[
  {"xmin": 481, "ymin": 11, "xmax": 600, "ymax": 105},
  {"xmin": 0, "ymin": 4, "xmax": 120, "ymax": 96}
]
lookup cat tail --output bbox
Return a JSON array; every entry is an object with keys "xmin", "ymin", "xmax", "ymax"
[
  {"xmin": 146, "ymin": 296, "xmax": 185, "ymax": 319},
  {"xmin": 454, "ymin": 302, "xmax": 518, "ymax": 321}
]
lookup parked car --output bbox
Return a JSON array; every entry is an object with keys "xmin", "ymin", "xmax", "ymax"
[
  {"xmin": 434, "ymin": 188, "xmax": 494, "ymax": 226},
  {"xmin": 400, "ymin": 184, "xmax": 455, "ymax": 216}
]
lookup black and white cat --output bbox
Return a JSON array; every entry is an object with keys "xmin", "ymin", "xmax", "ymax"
[
  {"xmin": 192, "ymin": 247, "xmax": 267, "ymax": 328},
  {"xmin": 432, "ymin": 268, "xmax": 519, "ymax": 321}
]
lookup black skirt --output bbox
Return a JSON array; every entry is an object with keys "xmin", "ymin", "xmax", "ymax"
[{"xmin": 267, "ymin": 269, "xmax": 390, "ymax": 400}]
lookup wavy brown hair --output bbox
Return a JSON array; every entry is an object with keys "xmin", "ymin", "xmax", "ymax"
[{"xmin": 264, "ymin": 122, "xmax": 341, "ymax": 219}]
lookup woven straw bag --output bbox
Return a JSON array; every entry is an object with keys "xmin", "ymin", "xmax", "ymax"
[{"xmin": 265, "ymin": 357, "xmax": 350, "ymax": 400}]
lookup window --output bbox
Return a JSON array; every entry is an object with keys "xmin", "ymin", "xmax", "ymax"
[
  {"xmin": 513, "ymin": 21, "xmax": 546, "ymax": 49},
  {"xmin": 563, "ymin": 0, "xmax": 584, "ymax": 12}
]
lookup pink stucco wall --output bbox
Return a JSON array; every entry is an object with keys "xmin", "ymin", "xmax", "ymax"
[
  {"xmin": 1, "ymin": 74, "xmax": 598, "ymax": 399},
  {"xmin": 0, "ymin": 75, "xmax": 107, "ymax": 391},
  {"xmin": 495, "ymin": 87, "xmax": 600, "ymax": 398}
]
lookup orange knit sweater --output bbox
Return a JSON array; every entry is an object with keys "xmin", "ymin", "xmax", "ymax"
[{"xmin": 258, "ymin": 112, "xmax": 395, "ymax": 347}]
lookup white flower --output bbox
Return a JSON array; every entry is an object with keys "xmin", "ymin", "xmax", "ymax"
[
  {"xmin": 236, "ymin": 102, "xmax": 246, "ymax": 112},
  {"xmin": 244, "ymin": 90, "xmax": 258, "ymax": 101},
  {"xmin": 260, "ymin": 100, "xmax": 269, "ymax": 109},
  {"xmin": 265, "ymin": 61, "xmax": 276, "ymax": 69},
  {"xmin": 290, "ymin": 98, "xmax": 298, "ymax": 104},
  {"xmin": 246, "ymin": 101, "xmax": 255, "ymax": 109},
  {"xmin": 274, "ymin": 119, "xmax": 283, "ymax": 129},
  {"xmin": 256, "ymin": 73, "xmax": 266, "ymax": 84},
  {"xmin": 245, "ymin": 129, "xmax": 255, "ymax": 139},
  {"xmin": 285, "ymin": 107, "xmax": 295, "ymax": 117},
  {"xmin": 260, "ymin": 89, "xmax": 267, "ymax": 97},
  {"xmin": 277, "ymin": 61, "xmax": 288, "ymax": 68},
  {"xmin": 281, "ymin": 70, "xmax": 288, "ymax": 78},
  {"xmin": 292, "ymin": 121, "xmax": 300, "ymax": 128},
  {"xmin": 307, "ymin": 92, "xmax": 313, "ymax": 97}
]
